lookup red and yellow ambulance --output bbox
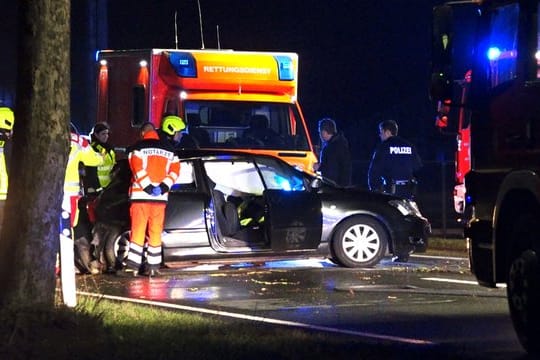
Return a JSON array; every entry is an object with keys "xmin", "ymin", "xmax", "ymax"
[{"xmin": 96, "ymin": 49, "xmax": 317, "ymax": 171}]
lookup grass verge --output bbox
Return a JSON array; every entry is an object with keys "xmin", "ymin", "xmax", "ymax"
[{"xmin": 0, "ymin": 297, "xmax": 453, "ymax": 360}]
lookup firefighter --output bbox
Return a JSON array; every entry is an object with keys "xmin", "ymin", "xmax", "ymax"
[
  {"xmin": 0, "ymin": 107, "xmax": 14, "ymax": 201},
  {"xmin": 368, "ymin": 120, "xmax": 422, "ymax": 200},
  {"xmin": 60, "ymin": 129, "xmax": 104, "ymax": 306},
  {"xmin": 119, "ymin": 122, "xmax": 180, "ymax": 277},
  {"xmin": 157, "ymin": 114, "xmax": 186, "ymax": 147}
]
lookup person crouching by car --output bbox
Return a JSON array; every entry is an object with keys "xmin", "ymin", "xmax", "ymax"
[{"xmin": 117, "ymin": 122, "xmax": 180, "ymax": 277}]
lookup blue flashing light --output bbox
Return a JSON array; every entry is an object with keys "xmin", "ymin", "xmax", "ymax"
[
  {"xmin": 274, "ymin": 175, "xmax": 292, "ymax": 190},
  {"xmin": 169, "ymin": 52, "xmax": 197, "ymax": 78},
  {"xmin": 487, "ymin": 47, "xmax": 501, "ymax": 61},
  {"xmin": 274, "ymin": 56, "xmax": 294, "ymax": 81}
]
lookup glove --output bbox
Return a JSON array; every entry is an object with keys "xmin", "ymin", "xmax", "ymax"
[
  {"xmin": 143, "ymin": 185, "xmax": 155, "ymax": 195},
  {"xmin": 151, "ymin": 186, "xmax": 162, "ymax": 196},
  {"xmin": 159, "ymin": 183, "xmax": 170, "ymax": 194}
]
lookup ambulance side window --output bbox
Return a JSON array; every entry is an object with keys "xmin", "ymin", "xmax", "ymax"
[
  {"xmin": 164, "ymin": 97, "xmax": 180, "ymax": 117},
  {"xmin": 132, "ymin": 85, "xmax": 146, "ymax": 126}
]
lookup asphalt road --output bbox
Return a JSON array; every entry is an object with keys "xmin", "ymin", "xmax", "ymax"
[{"xmin": 76, "ymin": 252, "xmax": 528, "ymax": 360}]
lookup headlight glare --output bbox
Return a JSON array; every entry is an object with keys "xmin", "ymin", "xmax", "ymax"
[{"xmin": 389, "ymin": 199, "xmax": 422, "ymax": 217}]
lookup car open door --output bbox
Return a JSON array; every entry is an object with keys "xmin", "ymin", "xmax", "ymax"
[{"xmin": 264, "ymin": 189, "xmax": 322, "ymax": 251}]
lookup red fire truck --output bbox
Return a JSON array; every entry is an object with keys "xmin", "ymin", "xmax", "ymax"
[
  {"xmin": 431, "ymin": 0, "xmax": 540, "ymax": 354},
  {"xmin": 95, "ymin": 49, "xmax": 317, "ymax": 172},
  {"xmin": 436, "ymin": 70, "xmax": 472, "ymax": 217}
]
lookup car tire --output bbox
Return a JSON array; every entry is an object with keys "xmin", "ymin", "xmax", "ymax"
[
  {"xmin": 104, "ymin": 229, "xmax": 130, "ymax": 271},
  {"xmin": 507, "ymin": 250, "xmax": 540, "ymax": 355},
  {"xmin": 331, "ymin": 216, "xmax": 388, "ymax": 268}
]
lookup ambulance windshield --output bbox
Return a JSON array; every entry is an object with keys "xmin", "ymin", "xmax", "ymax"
[{"xmin": 182, "ymin": 100, "xmax": 310, "ymax": 151}]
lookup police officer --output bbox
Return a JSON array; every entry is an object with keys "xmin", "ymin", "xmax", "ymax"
[{"xmin": 368, "ymin": 120, "xmax": 422, "ymax": 200}]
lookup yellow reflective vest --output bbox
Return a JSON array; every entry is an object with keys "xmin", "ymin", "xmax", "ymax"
[{"xmin": 64, "ymin": 133, "xmax": 103, "ymax": 196}]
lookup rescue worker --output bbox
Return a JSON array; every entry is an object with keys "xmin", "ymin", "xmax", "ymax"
[
  {"xmin": 0, "ymin": 107, "xmax": 14, "ymax": 201},
  {"xmin": 119, "ymin": 122, "xmax": 180, "ymax": 277},
  {"xmin": 157, "ymin": 114, "xmax": 186, "ymax": 148},
  {"xmin": 60, "ymin": 129, "xmax": 104, "ymax": 306},
  {"xmin": 367, "ymin": 120, "xmax": 422, "ymax": 200},
  {"xmin": 85, "ymin": 122, "xmax": 116, "ymax": 192},
  {"xmin": 313, "ymin": 118, "xmax": 352, "ymax": 186}
]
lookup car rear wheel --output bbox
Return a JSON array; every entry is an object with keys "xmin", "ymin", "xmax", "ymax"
[
  {"xmin": 508, "ymin": 250, "xmax": 540, "ymax": 355},
  {"xmin": 104, "ymin": 229, "xmax": 130, "ymax": 271},
  {"xmin": 332, "ymin": 216, "xmax": 387, "ymax": 268}
]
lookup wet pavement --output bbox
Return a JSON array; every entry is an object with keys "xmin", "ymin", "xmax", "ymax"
[{"xmin": 74, "ymin": 253, "xmax": 527, "ymax": 359}]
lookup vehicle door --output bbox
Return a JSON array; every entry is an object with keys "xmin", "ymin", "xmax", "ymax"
[
  {"xmin": 203, "ymin": 156, "xmax": 322, "ymax": 251},
  {"xmin": 255, "ymin": 157, "xmax": 322, "ymax": 251},
  {"xmin": 164, "ymin": 161, "xmax": 207, "ymax": 235}
]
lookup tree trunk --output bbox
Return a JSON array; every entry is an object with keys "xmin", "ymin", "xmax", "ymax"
[{"xmin": 0, "ymin": 0, "xmax": 71, "ymax": 309}]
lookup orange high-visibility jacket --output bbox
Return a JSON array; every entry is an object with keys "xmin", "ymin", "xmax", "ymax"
[{"xmin": 128, "ymin": 130, "xmax": 180, "ymax": 202}]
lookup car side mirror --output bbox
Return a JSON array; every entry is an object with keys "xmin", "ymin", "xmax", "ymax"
[{"xmin": 310, "ymin": 178, "xmax": 322, "ymax": 190}]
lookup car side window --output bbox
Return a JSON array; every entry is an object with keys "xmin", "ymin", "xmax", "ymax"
[
  {"xmin": 171, "ymin": 161, "xmax": 196, "ymax": 192},
  {"xmin": 204, "ymin": 160, "xmax": 265, "ymax": 196},
  {"xmin": 255, "ymin": 158, "xmax": 305, "ymax": 191}
]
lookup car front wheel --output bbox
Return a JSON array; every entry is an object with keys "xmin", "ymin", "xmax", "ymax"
[{"xmin": 331, "ymin": 216, "xmax": 388, "ymax": 268}]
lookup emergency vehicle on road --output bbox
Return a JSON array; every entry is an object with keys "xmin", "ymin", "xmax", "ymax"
[
  {"xmin": 431, "ymin": 0, "xmax": 540, "ymax": 354},
  {"xmin": 95, "ymin": 49, "xmax": 317, "ymax": 172}
]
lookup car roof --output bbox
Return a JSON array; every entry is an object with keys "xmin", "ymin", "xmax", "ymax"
[{"xmin": 176, "ymin": 149, "xmax": 284, "ymax": 163}]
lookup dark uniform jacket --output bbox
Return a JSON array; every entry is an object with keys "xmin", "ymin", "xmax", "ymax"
[
  {"xmin": 368, "ymin": 135, "xmax": 422, "ymax": 196},
  {"xmin": 318, "ymin": 132, "xmax": 352, "ymax": 187}
]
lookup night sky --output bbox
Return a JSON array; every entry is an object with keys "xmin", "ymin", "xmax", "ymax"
[
  {"xmin": 0, "ymin": 1, "xmax": 452, "ymax": 182},
  {"xmin": 106, "ymin": 1, "xmax": 447, "ymax": 161}
]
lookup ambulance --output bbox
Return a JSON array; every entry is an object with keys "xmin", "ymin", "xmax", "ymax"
[{"xmin": 95, "ymin": 49, "xmax": 317, "ymax": 171}]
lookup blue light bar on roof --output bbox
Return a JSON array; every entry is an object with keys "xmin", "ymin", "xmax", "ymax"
[
  {"xmin": 169, "ymin": 52, "xmax": 197, "ymax": 78},
  {"xmin": 274, "ymin": 56, "xmax": 295, "ymax": 81}
]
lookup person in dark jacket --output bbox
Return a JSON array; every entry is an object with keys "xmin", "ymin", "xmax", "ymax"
[
  {"xmin": 313, "ymin": 118, "xmax": 352, "ymax": 186},
  {"xmin": 368, "ymin": 120, "xmax": 422, "ymax": 200}
]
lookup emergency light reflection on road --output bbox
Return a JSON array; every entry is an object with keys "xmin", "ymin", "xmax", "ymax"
[{"xmin": 126, "ymin": 258, "xmax": 336, "ymax": 301}]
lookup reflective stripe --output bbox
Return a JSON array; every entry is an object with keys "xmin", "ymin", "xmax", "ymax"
[
  {"xmin": 135, "ymin": 169, "xmax": 147, "ymax": 179},
  {"xmin": 146, "ymin": 245, "xmax": 162, "ymax": 266},
  {"xmin": 395, "ymin": 180, "xmax": 409, "ymax": 185},
  {"xmin": 127, "ymin": 241, "xmax": 145, "ymax": 266}
]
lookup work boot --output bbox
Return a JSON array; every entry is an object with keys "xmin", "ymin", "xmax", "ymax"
[
  {"xmin": 391, "ymin": 253, "xmax": 410, "ymax": 263},
  {"xmin": 115, "ymin": 267, "xmax": 138, "ymax": 278},
  {"xmin": 141, "ymin": 267, "xmax": 162, "ymax": 277}
]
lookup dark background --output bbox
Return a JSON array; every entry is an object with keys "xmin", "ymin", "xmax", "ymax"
[{"xmin": 0, "ymin": 1, "xmax": 457, "ymax": 228}]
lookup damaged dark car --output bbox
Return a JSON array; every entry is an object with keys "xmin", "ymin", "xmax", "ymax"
[{"xmin": 86, "ymin": 150, "xmax": 430, "ymax": 271}]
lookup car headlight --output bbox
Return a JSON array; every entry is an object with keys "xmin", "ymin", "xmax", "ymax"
[{"xmin": 388, "ymin": 199, "xmax": 423, "ymax": 217}]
